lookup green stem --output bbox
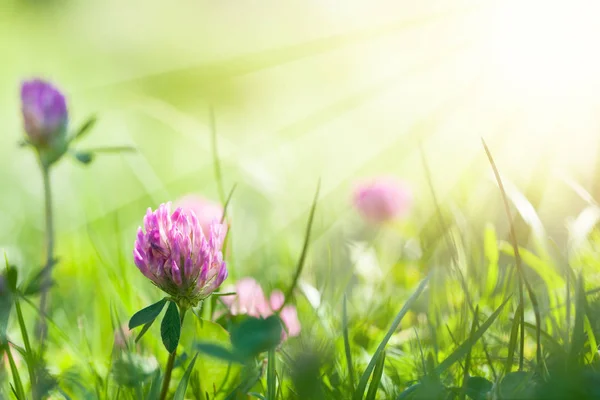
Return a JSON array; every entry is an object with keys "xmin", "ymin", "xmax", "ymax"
[
  {"xmin": 15, "ymin": 298, "xmax": 36, "ymax": 396},
  {"xmin": 267, "ymin": 349, "xmax": 276, "ymax": 400},
  {"xmin": 159, "ymin": 307, "xmax": 187, "ymax": 400},
  {"xmin": 37, "ymin": 162, "xmax": 55, "ymax": 350}
]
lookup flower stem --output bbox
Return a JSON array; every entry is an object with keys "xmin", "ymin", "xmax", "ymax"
[
  {"xmin": 159, "ymin": 307, "xmax": 187, "ymax": 400},
  {"xmin": 267, "ymin": 349, "xmax": 277, "ymax": 400},
  {"xmin": 37, "ymin": 162, "xmax": 55, "ymax": 350}
]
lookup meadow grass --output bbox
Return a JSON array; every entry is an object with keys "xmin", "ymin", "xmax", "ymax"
[{"xmin": 4, "ymin": 2, "xmax": 600, "ymax": 399}]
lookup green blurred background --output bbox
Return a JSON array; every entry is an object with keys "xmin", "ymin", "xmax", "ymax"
[{"xmin": 2, "ymin": 0, "xmax": 600, "ymax": 384}]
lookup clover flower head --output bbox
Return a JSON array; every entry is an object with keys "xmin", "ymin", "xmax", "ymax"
[
  {"xmin": 21, "ymin": 79, "xmax": 68, "ymax": 147},
  {"xmin": 133, "ymin": 203, "xmax": 228, "ymax": 307}
]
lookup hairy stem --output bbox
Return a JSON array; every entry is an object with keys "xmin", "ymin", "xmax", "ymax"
[{"xmin": 37, "ymin": 162, "xmax": 54, "ymax": 350}]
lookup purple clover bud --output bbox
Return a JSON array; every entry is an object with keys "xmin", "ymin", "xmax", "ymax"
[
  {"xmin": 133, "ymin": 203, "xmax": 228, "ymax": 307},
  {"xmin": 20, "ymin": 79, "xmax": 68, "ymax": 148}
]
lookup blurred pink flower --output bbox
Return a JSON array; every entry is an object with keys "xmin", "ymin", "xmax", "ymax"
[
  {"xmin": 175, "ymin": 195, "xmax": 228, "ymax": 240},
  {"xmin": 221, "ymin": 277, "xmax": 301, "ymax": 340},
  {"xmin": 352, "ymin": 176, "xmax": 412, "ymax": 223},
  {"xmin": 113, "ymin": 322, "xmax": 132, "ymax": 350},
  {"xmin": 133, "ymin": 202, "xmax": 228, "ymax": 306},
  {"xmin": 221, "ymin": 277, "xmax": 270, "ymax": 318}
]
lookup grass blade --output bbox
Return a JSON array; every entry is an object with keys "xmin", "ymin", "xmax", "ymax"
[
  {"xmin": 278, "ymin": 180, "xmax": 320, "ymax": 311},
  {"xmin": 365, "ymin": 350, "xmax": 386, "ymax": 400},
  {"xmin": 147, "ymin": 369, "xmax": 162, "ymax": 400},
  {"xmin": 14, "ymin": 298, "xmax": 36, "ymax": 394},
  {"xmin": 482, "ymin": 139, "xmax": 543, "ymax": 371},
  {"xmin": 220, "ymin": 184, "xmax": 237, "ymax": 225},
  {"xmin": 209, "ymin": 104, "xmax": 226, "ymax": 204},
  {"xmin": 343, "ymin": 294, "xmax": 355, "ymax": 393},
  {"xmin": 435, "ymin": 296, "xmax": 511, "ymax": 375},
  {"xmin": 353, "ymin": 275, "xmax": 430, "ymax": 400},
  {"xmin": 173, "ymin": 353, "xmax": 198, "ymax": 400},
  {"xmin": 568, "ymin": 274, "xmax": 586, "ymax": 370},
  {"xmin": 5, "ymin": 343, "xmax": 26, "ymax": 400},
  {"xmin": 504, "ymin": 304, "xmax": 522, "ymax": 374},
  {"xmin": 461, "ymin": 307, "xmax": 479, "ymax": 400}
]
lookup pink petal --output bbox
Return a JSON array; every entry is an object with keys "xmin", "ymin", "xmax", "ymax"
[
  {"xmin": 280, "ymin": 305, "xmax": 301, "ymax": 339},
  {"xmin": 269, "ymin": 290, "xmax": 285, "ymax": 311}
]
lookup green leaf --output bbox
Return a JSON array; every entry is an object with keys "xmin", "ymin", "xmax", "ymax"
[
  {"xmin": 365, "ymin": 350, "xmax": 386, "ymax": 400},
  {"xmin": 465, "ymin": 376, "xmax": 492, "ymax": 400},
  {"xmin": 129, "ymin": 298, "xmax": 167, "ymax": 330},
  {"xmin": 135, "ymin": 320, "xmax": 156, "ymax": 343},
  {"xmin": 6, "ymin": 266, "xmax": 18, "ymax": 292},
  {"xmin": 194, "ymin": 343, "xmax": 243, "ymax": 364},
  {"xmin": 354, "ymin": 275, "xmax": 430, "ymax": 400},
  {"xmin": 22, "ymin": 267, "xmax": 54, "ymax": 296},
  {"xmin": 174, "ymin": 353, "xmax": 198, "ymax": 400},
  {"xmin": 74, "ymin": 151, "xmax": 94, "ymax": 165},
  {"xmin": 161, "ymin": 302, "xmax": 181, "ymax": 353},
  {"xmin": 230, "ymin": 316, "xmax": 282, "ymax": 358},
  {"xmin": 435, "ymin": 296, "xmax": 510, "ymax": 375},
  {"xmin": 72, "ymin": 115, "xmax": 97, "ymax": 142}
]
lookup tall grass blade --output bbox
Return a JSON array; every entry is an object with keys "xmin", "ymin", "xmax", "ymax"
[
  {"xmin": 14, "ymin": 298, "xmax": 36, "ymax": 394},
  {"xmin": 461, "ymin": 307, "xmax": 479, "ymax": 400},
  {"xmin": 482, "ymin": 139, "xmax": 543, "ymax": 370},
  {"xmin": 365, "ymin": 350, "xmax": 386, "ymax": 400},
  {"xmin": 505, "ymin": 305, "xmax": 521, "ymax": 374},
  {"xmin": 209, "ymin": 105, "xmax": 226, "ymax": 204},
  {"xmin": 5, "ymin": 343, "xmax": 26, "ymax": 400},
  {"xmin": 568, "ymin": 274, "xmax": 586, "ymax": 370},
  {"xmin": 353, "ymin": 275, "xmax": 430, "ymax": 400},
  {"xmin": 279, "ymin": 180, "xmax": 320, "ymax": 311},
  {"xmin": 343, "ymin": 294, "xmax": 355, "ymax": 393},
  {"xmin": 435, "ymin": 296, "xmax": 510, "ymax": 375},
  {"xmin": 173, "ymin": 353, "xmax": 198, "ymax": 400}
]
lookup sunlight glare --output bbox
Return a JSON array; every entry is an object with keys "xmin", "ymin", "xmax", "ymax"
[{"xmin": 487, "ymin": 0, "xmax": 600, "ymax": 102}]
